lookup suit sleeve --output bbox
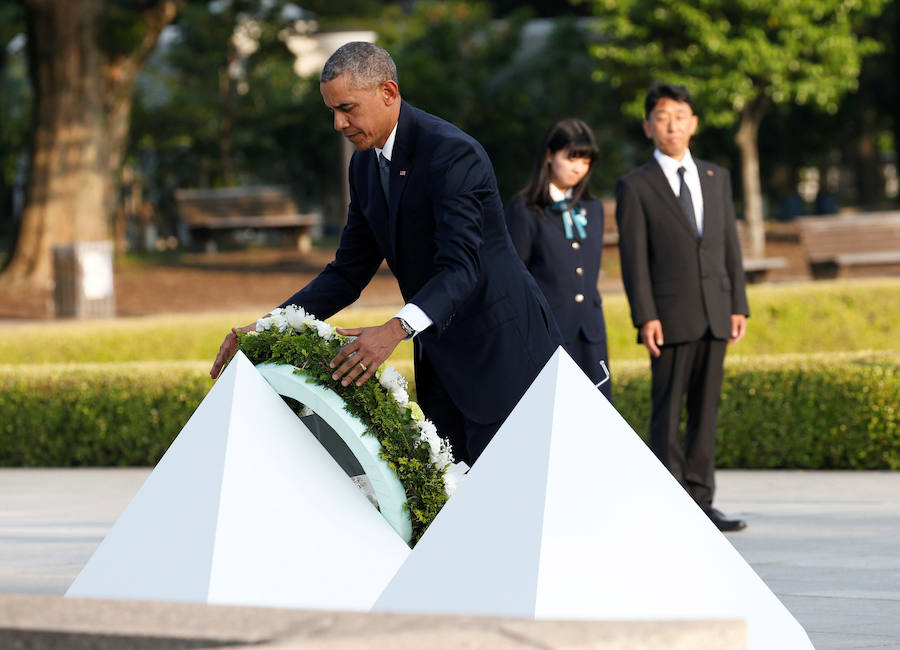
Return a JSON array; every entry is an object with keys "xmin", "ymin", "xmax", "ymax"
[
  {"xmin": 278, "ymin": 169, "xmax": 384, "ymax": 320},
  {"xmin": 615, "ymin": 177, "xmax": 657, "ymax": 328},
  {"xmin": 720, "ymin": 172, "xmax": 750, "ymax": 317},
  {"xmin": 505, "ymin": 196, "xmax": 537, "ymax": 267},
  {"xmin": 405, "ymin": 138, "xmax": 490, "ymax": 327}
]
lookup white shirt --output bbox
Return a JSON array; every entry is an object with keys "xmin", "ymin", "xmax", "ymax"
[
  {"xmin": 548, "ymin": 183, "xmax": 573, "ymax": 202},
  {"xmin": 653, "ymin": 149, "xmax": 704, "ymax": 235},
  {"xmin": 375, "ymin": 122, "xmax": 398, "ymax": 162}
]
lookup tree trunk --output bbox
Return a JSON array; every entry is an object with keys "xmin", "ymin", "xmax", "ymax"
[
  {"xmin": 0, "ymin": 0, "xmax": 177, "ymax": 290},
  {"xmin": 734, "ymin": 95, "xmax": 770, "ymax": 259}
]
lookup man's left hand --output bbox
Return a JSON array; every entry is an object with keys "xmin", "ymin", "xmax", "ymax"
[
  {"xmin": 330, "ymin": 318, "xmax": 408, "ymax": 387},
  {"xmin": 729, "ymin": 314, "xmax": 748, "ymax": 344}
]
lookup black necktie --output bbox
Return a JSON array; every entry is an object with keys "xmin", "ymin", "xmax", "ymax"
[
  {"xmin": 677, "ymin": 166, "xmax": 699, "ymax": 236},
  {"xmin": 378, "ymin": 152, "xmax": 390, "ymax": 203}
]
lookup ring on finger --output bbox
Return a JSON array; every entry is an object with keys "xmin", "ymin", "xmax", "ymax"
[{"xmin": 358, "ymin": 362, "xmax": 367, "ymax": 371}]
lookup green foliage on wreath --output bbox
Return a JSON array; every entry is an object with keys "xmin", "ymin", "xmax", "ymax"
[{"xmin": 238, "ymin": 327, "xmax": 448, "ymax": 545}]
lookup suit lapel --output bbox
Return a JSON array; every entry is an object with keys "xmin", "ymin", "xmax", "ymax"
[
  {"xmin": 645, "ymin": 160, "xmax": 699, "ymax": 239},
  {"xmin": 696, "ymin": 159, "xmax": 716, "ymax": 237},
  {"xmin": 387, "ymin": 103, "xmax": 415, "ymax": 257}
]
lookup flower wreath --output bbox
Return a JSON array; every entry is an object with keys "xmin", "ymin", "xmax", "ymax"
[{"xmin": 237, "ymin": 305, "xmax": 465, "ymax": 544}]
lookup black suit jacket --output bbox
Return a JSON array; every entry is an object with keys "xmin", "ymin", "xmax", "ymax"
[
  {"xmin": 281, "ymin": 102, "xmax": 560, "ymax": 424},
  {"xmin": 615, "ymin": 158, "xmax": 749, "ymax": 344},
  {"xmin": 505, "ymin": 195, "xmax": 607, "ymax": 343}
]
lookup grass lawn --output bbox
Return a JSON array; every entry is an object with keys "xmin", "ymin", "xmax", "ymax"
[{"xmin": 1, "ymin": 277, "xmax": 897, "ymax": 367}]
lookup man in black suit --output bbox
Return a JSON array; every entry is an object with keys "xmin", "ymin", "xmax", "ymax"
[
  {"xmin": 615, "ymin": 81, "xmax": 750, "ymax": 531},
  {"xmin": 211, "ymin": 42, "xmax": 560, "ymax": 465}
]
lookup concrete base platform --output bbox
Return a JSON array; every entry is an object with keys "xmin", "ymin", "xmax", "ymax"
[
  {"xmin": 0, "ymin": 594, "xmax": 744, "ymax": 649},
  {"xmin": 3, "ymin": 469, "xmax": 900, "ymax": 649}
]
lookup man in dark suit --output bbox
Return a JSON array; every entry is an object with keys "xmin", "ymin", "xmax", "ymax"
[
  {"xmin": 210, "ymin": 42, "xmax": 560, "ymax": 465},
  {"xmin": 615, "ymin": 81, "xmax": 749, "ymax": 531}
]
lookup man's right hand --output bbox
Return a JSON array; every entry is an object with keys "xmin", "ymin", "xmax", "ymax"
[
  {"xmin": 640, "ymin": 319, "xmax": 664, "ymax": 358},
  {"xmin": 210, "ymin": 323, "xmax": 255, "ymax": 379}
]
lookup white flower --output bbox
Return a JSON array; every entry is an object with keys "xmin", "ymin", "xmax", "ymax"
[
  {"xmin": 313, "ymin": 319, "xmax": 334, "ymax": 340},
  {"xmin": 443, "ymin": 461, "xmax": 469, "ymax": 497},
  {"xmin": 379, "ymin": 365, "xmax": 408, "ymax": 392},
  {"xmin": 416, "ymin": 418, "xmax": 447, "ymax": 465},
  {"xmin": 269, "ymin": 314, "xmax": 289, "ymax": 332},
  {"xmin": 378, "ymin": 365, "xmax": 410, "ymax": 405},
  {"xmin": 284, "ymin": 304, "xmax": 306, "ymax": 329},
  {"xmin": 255, "ymin": 316, "xmax": 272, "ymax": 332}
]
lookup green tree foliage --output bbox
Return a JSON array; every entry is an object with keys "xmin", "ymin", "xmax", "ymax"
[
  {"xmin": 379, "ymin": 2, "xmax": 628, "ymax": 199},
  {"xmin": 582, "ymin": 0, "xmax": 887, "ymax": 255}
]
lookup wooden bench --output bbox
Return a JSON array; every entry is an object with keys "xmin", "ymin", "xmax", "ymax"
[
  {"xmin": 797, "ymin": 212, "xmax": 900, "ymax": 279},
  {"xmin": 175, "ymin": 186, "xmax": 321, "ymax": 253},
  {"xmin": 735, "ymin": 222, "xmax": 787, "ymax": 283}
]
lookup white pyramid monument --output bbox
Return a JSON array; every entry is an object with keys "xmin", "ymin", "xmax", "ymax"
[
  {"xmin": 374, "ymin": 348, "xmax": 813, "ymax": 650},
  {"xmin": 67, "ymin": 351, "xmax": 410, "ymax": 610}
]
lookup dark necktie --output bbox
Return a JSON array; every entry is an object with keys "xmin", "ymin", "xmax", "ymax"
[
  {"xmin": 378, "ymin": 152, "xmax": 390, "ymax": 203},
  {"xmin": 677, "ymin": 166, "xmax": 699, "ymax": 236}
]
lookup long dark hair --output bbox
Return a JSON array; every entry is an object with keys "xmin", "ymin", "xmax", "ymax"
[{"xmin": 519, "ymin": 118, "xmax": 598, "ymax": 209}]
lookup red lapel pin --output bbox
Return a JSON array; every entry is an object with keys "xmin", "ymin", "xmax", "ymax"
[
  {"xmin": 706, "ymin": 169, "xmax": 714, "ymax": 176},
  {"xmin": 399, "ymin": 170, "xmax": 407, "ymax": 176}
]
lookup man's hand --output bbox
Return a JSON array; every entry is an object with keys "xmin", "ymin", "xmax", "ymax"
[
  {"xmin": 210, "ymin": 323, "xmax": 255, "ymax": 379},
  {"xmin": 331, "ymin": 318, "xmax": 408, "ymax": 387},
  {"xmin": 641, "ymin": 319, "xmax": 664, "ymax": 358},
  {"xmin": 729, "ymin": 314, "xmax": 748, "ymax": 344}
]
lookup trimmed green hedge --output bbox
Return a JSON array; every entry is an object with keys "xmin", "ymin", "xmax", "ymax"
[
  {"xmin": 0, "ymin": 363, "xmax": 210, "ymax": 466},
  {"xmin": 2, "ymin": 352, "xmax": 897, "ymax": 469},
  {"xmin": 612, "ymin": 351, "xmax": 899, "ymax": 469}
]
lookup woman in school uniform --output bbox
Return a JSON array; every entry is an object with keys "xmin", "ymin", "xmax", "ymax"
[{"xmin": 505, "ymin": 118, "xmax": 612, "ymax": 401}]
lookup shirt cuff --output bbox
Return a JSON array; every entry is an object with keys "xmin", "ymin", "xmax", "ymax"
[{"xmin": 394, "ymin": 303, "xmax": 433, "ymax": 339}]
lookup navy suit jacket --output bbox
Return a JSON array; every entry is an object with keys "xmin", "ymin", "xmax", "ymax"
[
  {"xmin": 615, "ymin": 158, "xmax": 749, "ymax": 344},
  {"xmin": 505, "ymin": 195, "xmax": 608, "ymax": 343},
  {"xmin": 281, "ymin": 102, "xmax": 560, "ymax": 424}
]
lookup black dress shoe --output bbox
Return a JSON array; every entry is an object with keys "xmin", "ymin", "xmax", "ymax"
[{"xmin": 704, "ymin": 508, "xmax": 747, "ymax": 532}]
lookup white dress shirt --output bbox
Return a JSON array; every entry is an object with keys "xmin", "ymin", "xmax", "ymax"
[
  {"xmin": 653, "ymin": 149, "xmax": 704, "ymax": 235},
  {"xmin": 548, "ymin": 183, "xmax": 572, "ymax": 202},
  {"xmin": 375, "ymin": 122, "xmax": 398, "ymax": 162}
]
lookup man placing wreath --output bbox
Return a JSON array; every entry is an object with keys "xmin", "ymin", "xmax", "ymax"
[{"xmin": 211, "ymin": 42, "xmax": 561, "ymax": 465}]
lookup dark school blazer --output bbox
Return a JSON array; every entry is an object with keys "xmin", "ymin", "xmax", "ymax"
[{"xmin": 505, "ymin": 195, "xmax": 608, "ymax": 343}]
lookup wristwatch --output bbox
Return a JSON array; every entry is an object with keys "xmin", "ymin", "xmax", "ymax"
[{"xmin": 397, "ymin": 317, "xmax": 416, "ymax": 338}]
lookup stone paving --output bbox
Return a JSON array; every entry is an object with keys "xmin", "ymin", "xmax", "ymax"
[{"xmin": 1, "ymin": 468, "xmax": 899, "ymax": 649}]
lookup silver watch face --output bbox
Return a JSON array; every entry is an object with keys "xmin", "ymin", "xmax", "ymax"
[{"xmin": 400, "ymin": 318, "xmax": 414, "ymax": 335}]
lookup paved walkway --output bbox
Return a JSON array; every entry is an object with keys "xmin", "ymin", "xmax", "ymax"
[{"xmin": 1, "ymin": 469, "xmax": 898, "ymax": 649}]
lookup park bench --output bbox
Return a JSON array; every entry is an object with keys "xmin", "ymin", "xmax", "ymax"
[
  {"xmin": 175, "ymin": 185, "xmax": 321, "ymax": 253},
  {"xmin": 735, "ymin": 222, "xmax": 788, "ymax": 283},
  {"xmin": 797, "ymin": 212, "xmax": 900, "ymax": 279}
]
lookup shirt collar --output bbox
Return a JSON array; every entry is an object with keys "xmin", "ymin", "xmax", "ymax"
[
  {"xmin": 654, "ymin": 148, "xmax": 697, "ymax": 177},
  {"xmin": 375, "ymin": 121, "xmax": 399, "ymax": 162},
  {"xmin": 548, "ymin": 182, "xmax": 573, "ymax": 202}
]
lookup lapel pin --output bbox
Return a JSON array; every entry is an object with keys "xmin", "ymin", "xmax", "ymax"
[
  {"xmin": 706, "ymin": 169, "xmax": 714, "ymax": 176},
  {"xmin": 399, "ymin": 170, "xmax": 407, "ymax": 176}
]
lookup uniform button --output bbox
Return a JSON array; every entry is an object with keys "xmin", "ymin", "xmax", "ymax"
[
  {"xmin": 574, "ymin": 293, "xmax": 584, "ymax": 303},
  {"xmin": 571, "ymin": 241, "xmax": 581, "ymax": 250},
  {"xmin": 575, "ymin": 267, "xmax": 584, "ymax": 275}
]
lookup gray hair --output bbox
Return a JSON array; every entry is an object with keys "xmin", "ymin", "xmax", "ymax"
[{"xmin": 320, "ymin": 42, "xmax": 398, "ymax": 88}]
